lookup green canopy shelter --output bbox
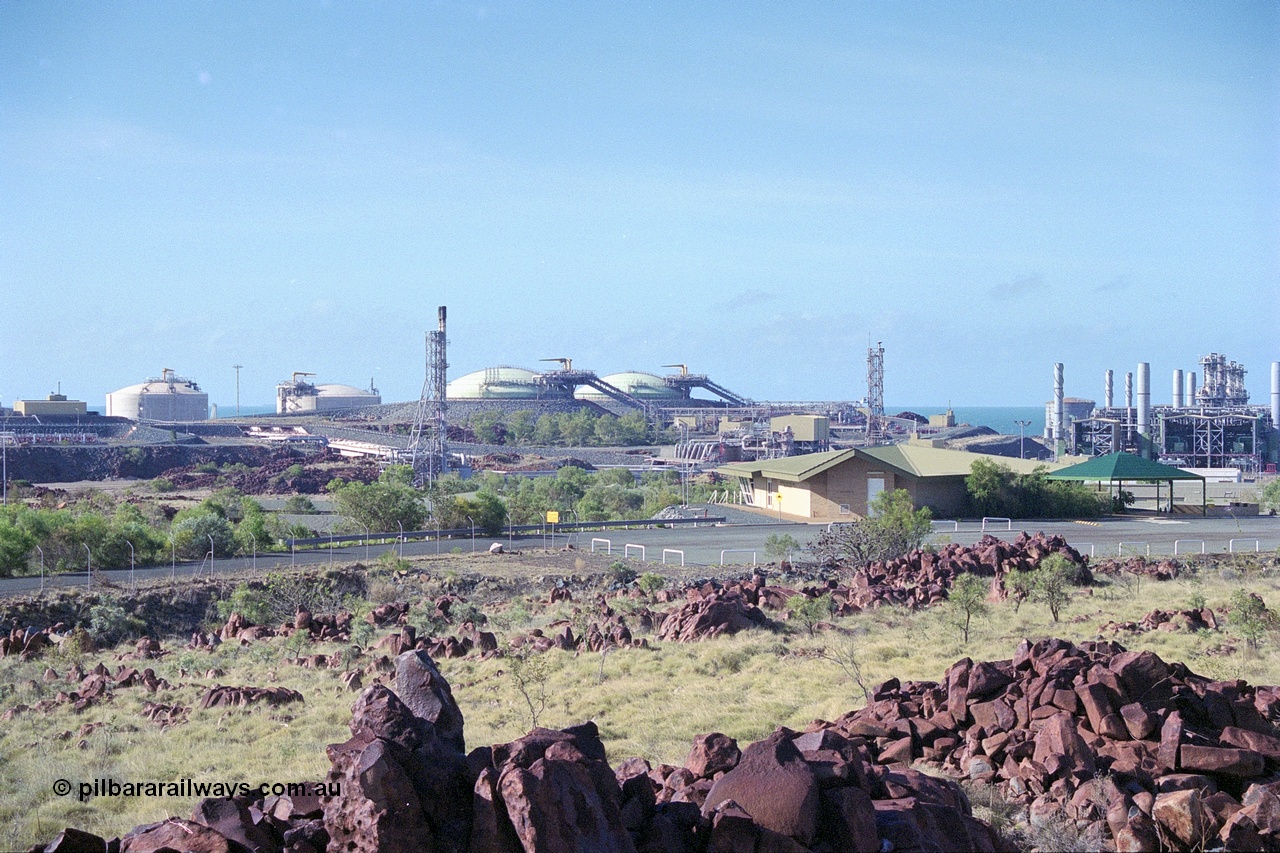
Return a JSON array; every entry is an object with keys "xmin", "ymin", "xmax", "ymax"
[{"xmin": 1046, "ymin": 452, "xmax": 1206, "ymax": 515}]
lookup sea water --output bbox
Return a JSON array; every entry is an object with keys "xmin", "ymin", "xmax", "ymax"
[{"xmin": 892, "ymin": 406, "xmax": 1046, "ymax": 437}]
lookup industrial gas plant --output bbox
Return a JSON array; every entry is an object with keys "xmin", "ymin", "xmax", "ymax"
[{"xmin": 1046, "ymin": 354, "xmax": 1280, "ymax": 476}]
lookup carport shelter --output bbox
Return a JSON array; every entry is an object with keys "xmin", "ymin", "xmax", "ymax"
[{"xmin": 1045, "ymin": 452, "xmax": 1206, "ymax": 515}]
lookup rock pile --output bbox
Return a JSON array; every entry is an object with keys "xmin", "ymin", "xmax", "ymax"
[
  {"xmin": 1104, "ymin": 606, "xmax": 1219, "ymax": 635},
  {"xmin": 830, "ymin": 637, "xmax": 1280, "ymax": 850},
  {"xmin": 199, "ymin": 685, "xmax": 305, "ymax": 710},
  {"xmin": 34, "ymin": 648, "xmax": 1010, "ymax": 852},
  {"xmin": 657, "ymin": 588, "xmax": 770, "ymax": 642},
  {"xmin": 1092, "ymin": 555, "xmax": 1182, "ymax": 580},
  {"xmin": 833, "ymin": 532, "xmax": 1090, "ymax": 612}
]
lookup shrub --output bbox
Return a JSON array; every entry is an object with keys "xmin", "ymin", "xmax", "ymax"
[
  {"xmin": 216, "ymin": 583, "xmax": 273, "ymax": 625},
  {"xmin": 637, "ymin": 572, "xmax": 666, "ymax": 596},
  {"xmin": 88, "ymin": 598, "xmax": 146, "ymax": 645},
  {"xmin": 788, "ymin": 593, "xmax": 833, "ymax": 637},
  {"xmin": 607, "ymin": 560, "xmax": 638, "ymax": 586}
]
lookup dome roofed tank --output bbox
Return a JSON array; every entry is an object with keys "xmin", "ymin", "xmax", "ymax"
[
  {"xmin": 576, "ymin": 371, "xmax": 682, "ymax": 401},
  {"xmin": 447, "ymin": 366, "xmax": 545, "ymax": 400}
]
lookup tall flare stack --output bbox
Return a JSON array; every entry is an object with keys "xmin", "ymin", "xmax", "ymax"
[{"xmin": 1053, "ymin": 363, "xmax": 1065, "ymax": 460}]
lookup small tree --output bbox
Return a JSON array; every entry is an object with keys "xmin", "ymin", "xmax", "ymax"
[
  {"xmin": 1006, "ymin": 570, "xmax": 1035, "ymax": 613},
  {"xmin": 764, "ymin": 533, "xmax": 801, "ymax": 562},
  {"xmin": 787, "ymin": 593, "xmax": 833, "ymax": 637},
  {"xmin": 1229, "ymin": 589, "xmax": 1271, "ymax": 650},
  {"xmin": 1033, "ymin": 554, "xmax": 1075, "ymax": 623},
  {"xmin": 948, "ymin": 573, "xmax": 989, "ymax": 643},
  {"xmin": 508, "ymin": 646, "xmax": 551, "ymax": 729}
]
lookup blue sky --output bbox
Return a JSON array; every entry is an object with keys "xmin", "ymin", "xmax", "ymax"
[{"xmin": 2, "ymin": 2, "xmax": 1276, "ymax": 410}]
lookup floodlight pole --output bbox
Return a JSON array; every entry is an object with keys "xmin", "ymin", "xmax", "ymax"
[
  {"xmin": 1014, "ymin": 420, "xmax": 1032, "ymax": 459},
  {"xmin": 233, "ymin": 364, "xmax": 243, "ymax": 417}
]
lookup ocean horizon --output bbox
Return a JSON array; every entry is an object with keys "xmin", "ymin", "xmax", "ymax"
[{"xmin": 893, "ymin": 405, "xmax": 1046, "ymax": 438}]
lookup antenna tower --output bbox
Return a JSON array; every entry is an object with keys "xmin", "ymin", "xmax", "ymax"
[
  {"xmin": 409, "ymin": 306, "xmax": 448, "ymax": 485},
  {"xmin": 866, "ymin": 341, "xmax": 885, "ymax": 444}
]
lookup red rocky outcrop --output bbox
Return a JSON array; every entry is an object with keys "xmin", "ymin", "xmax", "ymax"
[{"xmin": 829, "ymin": 638, "xmax": 1280, "ymax": 850}]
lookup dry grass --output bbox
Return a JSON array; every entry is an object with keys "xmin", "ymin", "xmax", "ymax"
[{"xmin": 4, "ymin": 557, "xmax": 1280, "ymax": 848}]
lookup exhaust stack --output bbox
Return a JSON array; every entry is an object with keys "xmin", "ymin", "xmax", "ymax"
[
  {"xmin": 1272, "ymin": 361, "xmax": 1279, "ymax": 435},
  {"xmin": 1053, "ymin": 363, "xmax": 1065, "ymax": 459},
  {"xmin": 1125, "ymin": 373, "xmax": 1133, "ymax": 409},
  {"xmin": 1105, "ymin": 370, "xmax": 1114, "ymax": 408},
  {"xmin": 1173, "ymin": 369, "xmax": 1184, "ymax": 408},
  {"xmin": 1188, "ymin": 372, "xmax": 1197, "ymax": 408},
  {"xmin": 1137, "ymin": 362, "xmax": 1151, "ymax": 458}
]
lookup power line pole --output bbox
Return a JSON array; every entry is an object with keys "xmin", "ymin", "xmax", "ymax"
[{"xmin": 232, "ymin": 364, "xmax": 243, "ymax": 417}]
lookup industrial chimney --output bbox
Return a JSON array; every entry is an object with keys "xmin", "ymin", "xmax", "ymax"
[
  {"xmin": 1272, "ymin": 361, "xmax": 1279, "ymax": 440},
  {"xmin": 1054, "ymin": 363, "xmax": 1065, "ymax": 459},
  {"xmin": 1172, "ymin": 369, "xmax": 1184, "ymax": 408},
  {"xmin": 1105, "ymin": 370, "xmax": 1114, "ymax": 408},
  {"xmin": 1137, "ymin": 362, "xmax": 1151, "ymax": 458},
  {"xmin": 1187, "ymin": 372, "xmax": 1197, "ymax": 408},
  {"xmin": 1125, "ymin": 372, "xmax": 1134, "ymax": 409}
]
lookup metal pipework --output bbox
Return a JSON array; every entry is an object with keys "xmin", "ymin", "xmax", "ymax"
[
  {"xmin": 1105, "ymin": 370, "xmax": 1113, "ymax": 408},
  {"xmin": 1173, "ymin": 369, "xmax": 1184, "ymax": 408}
]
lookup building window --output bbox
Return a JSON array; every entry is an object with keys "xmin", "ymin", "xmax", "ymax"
[{"xmin": 839, "ymin": 503, "xmax": 850, "ymax": 515}]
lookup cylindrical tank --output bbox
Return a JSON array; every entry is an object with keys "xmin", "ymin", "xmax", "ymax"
[
  {"xmin": 1105, "ymin": 370, "xmax": 1114, "ymax": 408},
  {"xmin": 1173, "ymin": 369, "xmax": 1184, "ymax": 408},
  {"xmin": 106, "ymin": 369, "xmax": 208, "ymax": 422},
  {"xmin": 446, "ymin": 367, "xmax": 545, "ymax": 400}
]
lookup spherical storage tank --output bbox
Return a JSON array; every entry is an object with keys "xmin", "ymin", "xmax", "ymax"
[
  {"xmin": 106, "ymin": 369, "xmax": 208, "ymax": 422},
  {"xmin": 447, "ymin": 366, "xmax": 547, "ymax": 400},
  {"xmin": 576, "ymin": 371, "xmax": 682, "ymax": 402}
]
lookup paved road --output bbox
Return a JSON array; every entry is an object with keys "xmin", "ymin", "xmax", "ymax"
[{"xmin": 2, "ymin": 516, "xmax": 1276, "ymax": 596}]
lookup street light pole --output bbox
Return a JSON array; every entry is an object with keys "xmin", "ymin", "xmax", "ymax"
[
  {"xmin": 36, "ymin": 545, "xmax": 43, "ymax": 592},
  {"xmin": 126, "ymin": 540, "xmax": 135, "ymax": 591},
  {"xmin": 208, "ymin": 533, "xmax": 215, "ymax": 576},
  {"xmin": 1014, "ymin": 420, "xmax": 1032, "ymax": 459},
  {"xmin": 83, "ymin": 543, "xmax": 91, "ymax": 591},
  {"xmin": 467, "ymin": 516, "xmax": 475, "ymax": 553}
]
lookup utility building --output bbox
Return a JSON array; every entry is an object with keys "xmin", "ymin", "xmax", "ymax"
[{"xmin": 717, "ymin": 444, "xmax": 1056, "ymax": 521}]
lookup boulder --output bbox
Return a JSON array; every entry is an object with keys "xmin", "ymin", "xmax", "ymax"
[
  {"xmin": 395, "ymin": 650, "xmax": 465, "ymax": 752},
  {"xmin": 703, "ymin": 730, "xmax": 820, "ymax": 847}
]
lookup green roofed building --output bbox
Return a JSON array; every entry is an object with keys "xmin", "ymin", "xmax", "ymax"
[
  {"xmin": 716, "ymin": 443, "xmax": 1060, "ymax": 521},
  {"xmin": 1046, "ymin": 452, "xmax": 1206, "ymax": 515}
]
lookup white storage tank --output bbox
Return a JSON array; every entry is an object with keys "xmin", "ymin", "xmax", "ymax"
[
  {"xmin": 106, "ymin": 369, "xmax": 209, "ymax": 422},
  {"xmin": 277, "ymin": 373, "xmax": 381, "ymax": 413}
]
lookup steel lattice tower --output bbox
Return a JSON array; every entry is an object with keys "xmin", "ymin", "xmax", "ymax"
[
  {"xmin": 866, "ymin": 341, "xmax": 885, "ymax": 444},
  {"xmin": 409, "ymin": 306, "xmax": 448, "ymax": 485}
]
